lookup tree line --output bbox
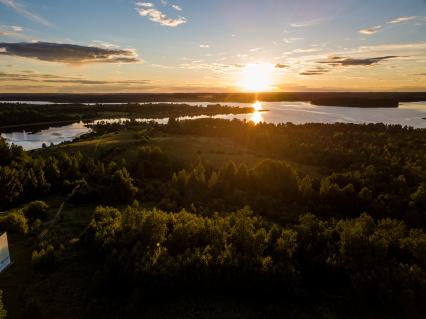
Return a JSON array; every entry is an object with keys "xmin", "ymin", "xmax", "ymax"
[
  {"xmin": 1, "ymin": 118, "xmax": 426, "ymax": 318},
  {"xmin": 83, "ymin": 204, "xmax": 426, "ymax": 318}
]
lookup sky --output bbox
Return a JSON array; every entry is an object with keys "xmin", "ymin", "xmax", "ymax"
[{"xmin": 0, "ymin": 0, "xmax": 426, "ymax": 93}]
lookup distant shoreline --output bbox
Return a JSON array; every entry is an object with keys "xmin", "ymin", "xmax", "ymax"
[
  {"xmin": 310, "ymin": 98, "xmax": 399, "ymax": 108},
  {"xmin": 0, "ymin": 92, "xmax": 425, "ymax": 106}
]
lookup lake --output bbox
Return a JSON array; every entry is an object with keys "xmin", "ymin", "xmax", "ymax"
[{"xmin": 2, "ymin": 101, "xmax": 426, "ymax": 150}]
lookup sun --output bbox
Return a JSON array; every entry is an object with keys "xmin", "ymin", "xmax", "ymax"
[{"xmin": 239, "ymin": 62, "xmax": 274, "ymax": 92}]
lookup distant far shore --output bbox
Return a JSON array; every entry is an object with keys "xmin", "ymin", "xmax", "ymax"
[
  {"xmin": 310, "ymin": 97, "xmax": 400, "ymax": 108},
  {"xmin": 0, "ymin": 92, "xmax": 425, "ymax": 107}
]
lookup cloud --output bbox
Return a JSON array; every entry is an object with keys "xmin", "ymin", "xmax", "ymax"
[
  {"xmin": 0, "ymin": 0, "xmax": 52, "ymax": 27},
  {"xmin": 0, "ymin": 42, "xmax": 140, "ymax": 64},
  {"xmin": 357, "ymin": 42, "xmax": 426, "ymax": 53},
  {"xmin": 179, "ymin": 61, "xmax": 244, "ymax": 73},
  {"xmin": 0, "ymin": 24, "xmax": 24, "ymax": 37},
  {"xmin": 0, "ymin": 70, "xmax": 151, "ymax": 86},
  {"xmin": 92, "ymin": 40, "xmax": 120, "ymax": 49},
  {"xmin": 275, "ymin": 64, "xmax": 288, "ymax": 69},
  {"xmin": 300, "ymin": 67, "xmax": 329, "ymax": 76},
  {"xmin": 359, "ymin": 25, "xmax": 382, "ymax": 35},
  {"xmin": 172, "ymin": 4, "xmax": 182, "ymax": 11},
  {"xmin": 318, "ymin": 55, "xmax": 400, "ymax": 66},
  {"xmin": 199, "ymin": 44, "xmax": 210, "ymax": 49},
  {"xmin": 283, "ymin": 37, "xmax": 303, "ymax": 44},
  {"xmin": 290, "ymin": 18, "xmax": 323, "ymax": 28},
  {"xmin": 292, "ymin": 48, "xmax": 323, "ymax": 54},
  {"xmin": 135, "ymin": 1, "xmax": 187, "ymax": 27},
  {"xmin": 249, "ymin": 47, "xmax": 261, "ymax": 52},
  {"xmin": 10, "ymin": 25, "xmax": 23, "ymax": 32},
  {"xmin": 387, "ymin": 16, "xmax": 417, "ymax": 24}
]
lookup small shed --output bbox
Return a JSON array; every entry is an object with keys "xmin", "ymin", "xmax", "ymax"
[{"xmin": 0, "ymin": 233, "xmax": 11, "ymax": 273}]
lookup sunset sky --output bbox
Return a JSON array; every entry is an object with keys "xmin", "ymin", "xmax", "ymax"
[{"xmin": 1, "ymin": 0, "xmax": 426, "ymax": 93}]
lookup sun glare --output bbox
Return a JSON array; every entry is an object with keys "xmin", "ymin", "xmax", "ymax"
[
  {"xmin": 239, "ymin": 62, "xmax": 274, "ymax": 92},
  {"xmin": 249, "ymin": 101, "xmax": 264, "ymax": 124},
  {"xmin": 253, "ymin": 101, "xmax": 263, "ymax": 111},
  {"xmin": 250, "ymin": 110, "xmax": 263, "ymax": 124}
]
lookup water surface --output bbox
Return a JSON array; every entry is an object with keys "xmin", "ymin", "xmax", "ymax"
[{"xmin": 2, "ymin": 101, "xmax": 426, "ymax": 150}]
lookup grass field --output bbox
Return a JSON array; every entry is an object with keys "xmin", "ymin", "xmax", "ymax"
[{"xmin": 50, "ymin": 127, "xmax": 324, "ymax": 177}]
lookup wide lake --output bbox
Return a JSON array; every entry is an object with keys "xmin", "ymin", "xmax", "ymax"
[{"xmin": 2, "ymin": 101, "xmax": 426, "ymax": 150}]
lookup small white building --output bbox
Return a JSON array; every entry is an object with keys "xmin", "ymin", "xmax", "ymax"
[{"xmin": 0, "ymin": 232, "xmax": 11, "ymax": 273}]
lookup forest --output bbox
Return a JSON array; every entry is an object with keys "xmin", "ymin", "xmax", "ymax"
[
  {"xmin": 0, "ymin": 103, "xmax": 253, "ymax": 129},
  {"xmin": 1, "ymin": 92, "xmax": 426, "ymax": 104},
  {"xmin": 0, "ymin": 118, "xmax": 426, "ymax": 318}
]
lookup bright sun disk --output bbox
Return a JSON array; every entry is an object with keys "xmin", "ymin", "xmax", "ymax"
[{"xmin": 239, "ymin": 62, "xmax": 274, "ymax": 92}]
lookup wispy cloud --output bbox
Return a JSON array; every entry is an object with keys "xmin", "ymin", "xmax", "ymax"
[
  {"xmin": 172, "ymin": 4, "xmax": 182, "ymax": 11},
  {"xmin": 10, "ymin": 25, "xmax": 23, "ymax": 32},
  {"xmin": 387, "ymin": 16, "xmax": 417, "ymax": 24},
  {"xmin": 0, "ymin": 71, "xmax": 151, "ymax": 85},
  {"xmin": 199, "ymin": 44, "xmax": 210, "ymax": 49},
  {"xmin": 359, "ymin": 25, "xmax": 382, "ymax": 35},
  {"xmin": 292, "ymin": 48, "xmax": 323, "ymax": 54},
  {"xmin": 283, "ymin": 37, "xmax": 303, "ymax": 44},
  {"xmin": 300, "ymin": 67, "xmax": 329, "ymax": 76},
  {"xmin": 92, "ymin": 40, "xmax": 120, "ymax": 49},
  {"xmin": 0, "ymin": 42, "xmax": 140, "ymax": 64},
  {"xmin": 179, "ymin": 61, "xmax": 244, "ymax": 73},
  {"xmin": 0, "ymin": 24, "xmax": 23, "ymax": 35},
  {"xmin": 357, "ymin": 42, "xmax": 426, "ymax": 54},
  {"xmin": 290, "ymin": 18, "xmax": 323, "ymax": 28},
  {"xmin": 135, "ymin": 2, "xmax": 187, "ymax": 27},
  {"xmin": 0, "ymin": 0, "xmax": 52, "ymax": 27}
]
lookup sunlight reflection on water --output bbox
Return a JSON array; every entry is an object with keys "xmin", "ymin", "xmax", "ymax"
[
  {"xmin": 250, "ymin": 111, "xmax": 264, "ymax": 124},
  {"xmin": 2, "ymin": 101, "xmax": 426, "ymax": 150},
  {"xmin": 249, "ymin": 101, "xmax": 264, "ymax": 124}
]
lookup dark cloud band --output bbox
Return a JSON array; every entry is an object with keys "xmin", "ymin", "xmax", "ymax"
[
  {"xmin": 300, "ymin": 67, "xmax": 330, "ymax": 76},
  {"xmin": 319, "ymin": 55, "xmax": 400, "ymax": 66},
  {"xmin": 0, "ymin": 42, "xmax": 140, "ymax": 64},
  {"xmin": 0, "ymin": 71, "xmax": 150, "ymax": 85}
]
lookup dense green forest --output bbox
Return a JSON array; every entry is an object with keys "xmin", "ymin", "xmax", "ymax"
[
  {"xmin": 1, "ymin": 118, "xmax": 426, "ymax": 318},
  {"xmin": 0, "ymin": 103, "xmax": 253, "ymax": 129}
]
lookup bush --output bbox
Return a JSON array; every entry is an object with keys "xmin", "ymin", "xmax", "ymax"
[
  {"xmin": 31, "ymin": 244, "xmax": 58, "ymax": 273},
  {"xmin": 23, "ymin": 201, "xmax": 49, "ymax": 221},
  {"xmin": 110, "ymin": 168, "xmax": 138, "ymax": 204},
  {"xmin": 0, "ymin": 290, "xmax": 6, "ymax": 319},
  {"xmin": 0, "ymin": 210, "xmax": 28, "ymax": 234},
  {"xmin": 21, "ymin": 297, "xmax": 42, "ymax": 319}
]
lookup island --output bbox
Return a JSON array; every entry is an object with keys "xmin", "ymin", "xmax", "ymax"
[{"xmin": 310, "ymin": 97, "xmax": 399, "ymax": 108}]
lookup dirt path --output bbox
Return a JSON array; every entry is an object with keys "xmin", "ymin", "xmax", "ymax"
[{"xmin": 39, "ymin": 185, "xmax": 81, "ymax": 240}]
